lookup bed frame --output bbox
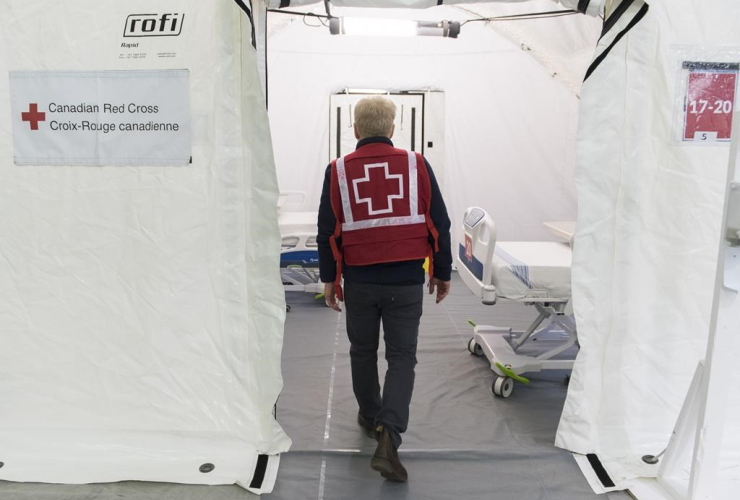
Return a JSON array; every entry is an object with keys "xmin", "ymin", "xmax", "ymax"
[{"xmin": 457, "ymin": 207, "xmax": 578, "ymax": 398}]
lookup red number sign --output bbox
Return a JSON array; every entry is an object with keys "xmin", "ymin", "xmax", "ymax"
[{"xmin": 684, "ymin": 69, "xmax": 737, "ymax": 142}]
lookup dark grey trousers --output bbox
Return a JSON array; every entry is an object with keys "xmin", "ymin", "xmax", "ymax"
[{"xmin": 344, "ymin": 281, "xmax": 424, "ymax": 449}]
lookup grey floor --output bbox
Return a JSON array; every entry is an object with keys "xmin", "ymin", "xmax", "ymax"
[{"xmin": 0, "ymin": 274, "xmax": 630, "ymax": 499}]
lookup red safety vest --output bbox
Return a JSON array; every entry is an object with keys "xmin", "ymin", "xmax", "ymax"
[{"xmin": 329, "ymin": 143, "xmax": 439, "ymax": 300}]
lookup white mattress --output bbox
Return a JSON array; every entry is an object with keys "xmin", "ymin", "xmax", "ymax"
[
  {"xmin": 278, "ymin": 211, "xmax": 319, "ymax": 236},
  {"xmin": 492, "ymin": 242, "xmax": 572, "ymax": 300}
]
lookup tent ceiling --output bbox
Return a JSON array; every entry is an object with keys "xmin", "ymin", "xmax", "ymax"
[
  {"xmin": 447, "ymin": 2, "xmax": 602, "ymax": 93},
  {"xmin": 266, "ymin": 1, "xmax": 603, "ymax": 94}
]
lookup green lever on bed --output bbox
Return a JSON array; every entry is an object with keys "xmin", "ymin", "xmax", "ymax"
[
  {"xmin": 467, "ymin": 320, "xmax": 477, "ymax": 327},
  {"xmin": 495, "ymin": 362, "xmax": 530, "ymax": 385},
  {"xmin": 314, "ymin": 293, "xmax": 325, "ymax": 300}
]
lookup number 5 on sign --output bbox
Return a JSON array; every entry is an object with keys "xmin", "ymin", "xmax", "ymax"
[
  {"xmin": 683, "ymin": 61, "xmax": 739, "ymax": 142},
  {"xmin": 695, "ymin": 132, "xmax": 719, "ymax": 142}
]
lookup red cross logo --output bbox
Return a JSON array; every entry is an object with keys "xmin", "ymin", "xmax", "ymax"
[
  {"xmin": 352, "ymin": 162, "xmax": 404, "ymax": 215},
  {"xmin": 21, "ymin": 103, "xmax": 46, "ymax": 130}
]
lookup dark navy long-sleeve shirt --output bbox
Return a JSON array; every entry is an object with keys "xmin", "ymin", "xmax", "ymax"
[{"xmin": 317, "ymin": 136, "xmax": 452, "ymax": 286}]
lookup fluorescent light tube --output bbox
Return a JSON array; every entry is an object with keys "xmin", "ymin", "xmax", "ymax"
[{"xmin": 329, "ymin": 18, "xmax": 460, "ymax": 38}]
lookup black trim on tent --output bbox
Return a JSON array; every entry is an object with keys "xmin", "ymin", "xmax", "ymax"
[
  {"xmin": 586, "ymin": 454, "xmax": 616, "ymax": 488},
  {"xmin": 421, "ymin": 93, "xmax": 426, "ymax": 156},
  {"xmin": 280, "ymin": 0, "xmax": 291, "ymax": 7},
  {"xmin": 249, "ymin": 455, "xmax": 270, "ymax": 489},
  {"xmin": 233, "ymin": 0, "xmax": 257, "ymax": 49},
  {"xmin": 601, "ymin": 0, "xmax": 635, "ymax": 39},
  {"xmin": 336, "ymin": 107, "xmax": 341, "ymax": 159},
  {"xmin": 265, "ymin": 5, "xmax": 269, "ymax": 109},
  {"xmin": 411, "ymin": 108, "xmax": 416, "ymax": 152},
  {"xmin": 577, "ymin": 0, "xmax": 591, "ymax": 13},
  {"xmin": 584, "ymin": 2, "xmax": 649, "ymax": 81}
]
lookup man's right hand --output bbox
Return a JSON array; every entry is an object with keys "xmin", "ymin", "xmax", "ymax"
[
  {"xmin": 428, "ymin": 277, "xmax": 451, "ymax": 304},
  {"xmin": 324, "ymin": 282, "xmax": 342, "ymax": 312}
]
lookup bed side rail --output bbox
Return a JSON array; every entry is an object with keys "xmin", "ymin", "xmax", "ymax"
[{"xmin": 456, "ymin": 207, "xmax": 497, "ymax": 300}]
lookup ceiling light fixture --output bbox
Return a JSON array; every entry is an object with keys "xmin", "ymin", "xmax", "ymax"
[{"xmin": 329, "ymin": 17, "xmax": 460, "ymax": 38}]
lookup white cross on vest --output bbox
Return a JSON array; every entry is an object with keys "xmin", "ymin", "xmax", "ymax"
[
  {"xmin": 352, "ymin": 162, "xmax": 404, "ymax": 215},
  {"xmin": 336, "ymin": 150, "xmax": 426, "ymax": 232}
]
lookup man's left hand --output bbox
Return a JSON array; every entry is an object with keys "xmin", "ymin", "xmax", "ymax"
[{"xmin": 324, "ymin": 282, "xmax": 343, "ymax": 312}]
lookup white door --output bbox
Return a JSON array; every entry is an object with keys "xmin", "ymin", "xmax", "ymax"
[{"xmin": 329, "ymin": 93, "xmax": 424, "ymax": 159}]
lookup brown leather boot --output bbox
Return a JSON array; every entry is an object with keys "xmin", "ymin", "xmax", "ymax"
[
  {"xmin": 370, "ymin": 426, "xmax": 408, "ymax": 482},
  {"xmin": 357, "ymin": 413, "xmax": 378, "ymax": 440}
]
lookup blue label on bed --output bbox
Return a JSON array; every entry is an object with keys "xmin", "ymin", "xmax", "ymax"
[
  {"xmin": 459, "ymin": 244, "xmax": 484, "ymax": 281},
  {"xmin": 281, "ymin": 250, "xmax": 320, "ymax": 268}
]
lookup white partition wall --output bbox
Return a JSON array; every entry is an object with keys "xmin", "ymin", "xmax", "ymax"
[{"xmin": 0, "ymin": 0, "xmax": 290, "ymax": 493}]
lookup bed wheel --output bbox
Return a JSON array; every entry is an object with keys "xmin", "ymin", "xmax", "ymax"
[
  {"xmin": 492, "ymin": 375, "xmax": 514, "ymax": 398},
  {"xmin": 468, "ymin": 337, "xmax": 483, "ymax": 356},
  {"xmin": 286, "ymin": 305, "xmax": 291, "ymax": 313}
]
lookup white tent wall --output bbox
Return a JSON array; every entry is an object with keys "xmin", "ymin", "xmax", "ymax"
[
  {"xmin": 720, "ymin": 344, "xmax": 740, "ymax": 493},
  {"xmin": 267, "ymin": 5, "xmax": 601, "ymax": 242},
  {"xmin": 555, "ymin": 0, "xmax": 740, "ymax": 494},
  {"xmin": 0, "ymin": 0, "xmax": 289, "ymax": 493}
]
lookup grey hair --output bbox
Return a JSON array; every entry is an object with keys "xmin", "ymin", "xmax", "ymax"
[{"xmin": 354, "ymin": 96, "xmax": 396, "ymax": 139}]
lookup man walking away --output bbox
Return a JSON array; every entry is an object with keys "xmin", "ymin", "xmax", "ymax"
[{"xmin": 317, "ymin": 96, "xmax": 452, "ymax": 482}]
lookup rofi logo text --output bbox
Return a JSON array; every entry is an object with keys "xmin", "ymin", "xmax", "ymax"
[{"xmin": 124, "ymin": 13, "xmax": 184, "ymax": 37}]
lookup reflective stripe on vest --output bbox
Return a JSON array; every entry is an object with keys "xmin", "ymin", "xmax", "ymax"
[{"xmin": 335, "ymin": 150, "xmax": 426, "ymax": 232}]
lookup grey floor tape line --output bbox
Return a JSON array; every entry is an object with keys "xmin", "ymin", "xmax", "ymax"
[{"xmin": 0, "ymin": 274, "xmax": 632, "ymax": 500}]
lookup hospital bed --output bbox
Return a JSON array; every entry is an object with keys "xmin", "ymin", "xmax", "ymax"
[
  {"xmin": 457, "ymin": 207, "xmax": 578, "ymax": 398},
  {"xmin": 279, "ymin": 210, "xmax": 324, "ymax": 298},
  {"xmin": 277, "ymin": 192, "xmax": 323, "ymax": 300}
]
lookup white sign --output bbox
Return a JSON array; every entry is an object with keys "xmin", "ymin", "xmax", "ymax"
[
  {"xmin": 10, "ymin": 70, "xmax": 191, "ymax": 166},
  {"xmin": 694, "ymin": 131, "xmax": 718, "ymax": 142}
]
